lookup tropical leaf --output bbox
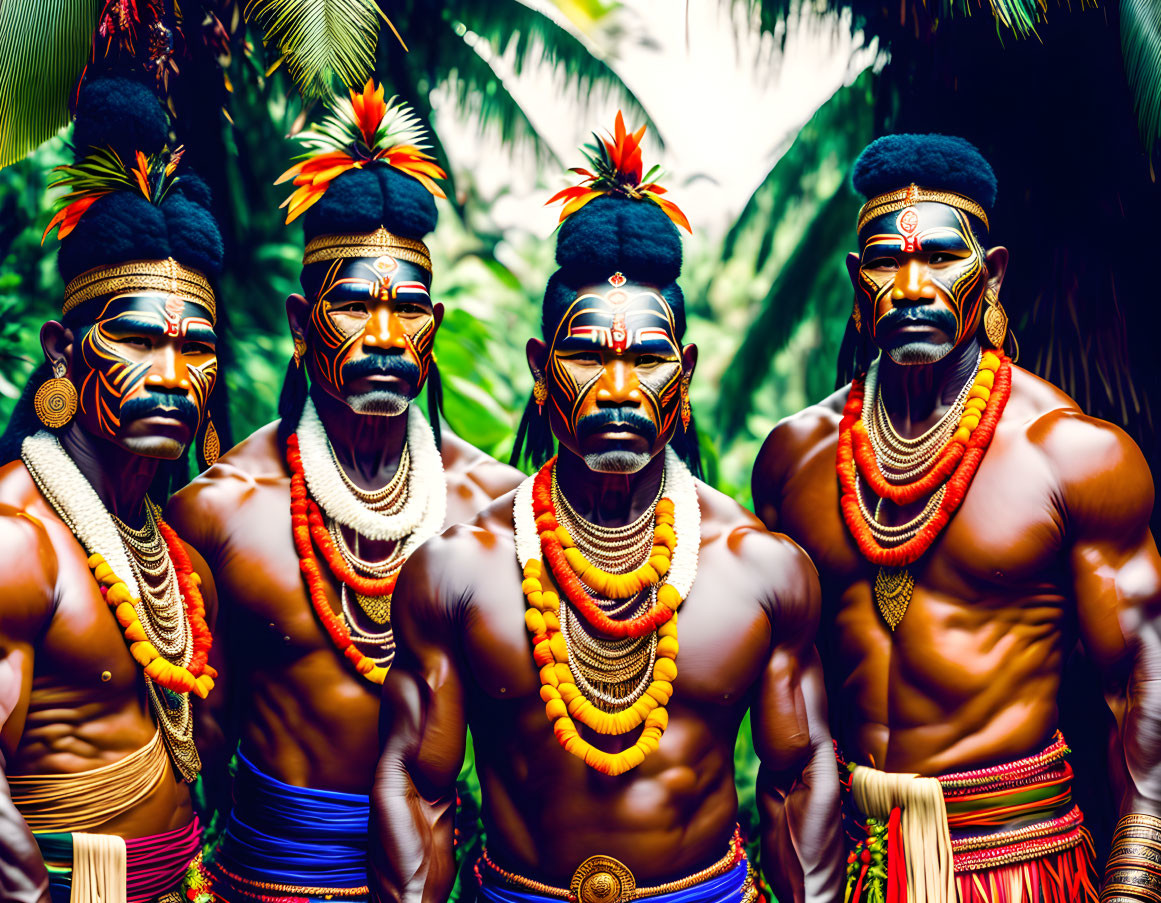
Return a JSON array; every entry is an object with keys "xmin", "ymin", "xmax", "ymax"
[
  {"xmin": 0, "ymin": 0, "xmax": 96, "ymax": 170},
  {"xmin": 716, "ymin": 184, "xmax": 855, "ymax": 440},
  {"xmin": 1122, "ymin": 0, "xmax": 1161, "ymax": 163},
  {"xmin": 242, "ymin": 0, "xmax": 383, "ymax": 99}
]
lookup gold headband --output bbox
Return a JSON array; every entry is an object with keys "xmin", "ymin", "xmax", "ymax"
[
  {"xmin": 62, "ymin": 258, "xmax": 216, "ymax": 323},
  {"xmin": 856, "ymin": 183, "xmax": 989, "ymax": 235},
  {"xmin": 302, "ymin": 226, "xmax": 432, "ymax": 271}
]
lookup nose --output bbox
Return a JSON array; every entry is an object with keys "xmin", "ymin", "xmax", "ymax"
[
  {"xmin": 595, "ymin": 359, "xmax": 643, "ymax": 406},
  {"xmin": 145, "ymin": 345, "xmax": 190, "ymax": 391},
  {"xmin": 362, "ymin": 305, "xmax": 406, "ymax": 351},
  {"xmin": 891, "ymin": 259, "xmax": 937, "ymax": 303}
]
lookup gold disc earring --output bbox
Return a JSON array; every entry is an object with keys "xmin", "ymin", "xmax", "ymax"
[
  {"xmin": 34, "ymin": 361, "xmax": 77, "ymax": 429},
  {"xmin": 202, "ymin": 416, "xmax": 221, "ymax": 467},
  {"xmin": 983, "ymin": 287, "xmax": 1008, "ymax": 349}
]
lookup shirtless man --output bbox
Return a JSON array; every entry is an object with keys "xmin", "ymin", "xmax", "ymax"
[
  {"xmin": 753, "ymin": 133, "xmax": 1161, "ymax": 901},
  {"xmin": 371, "ymin": 118, "xmax": 843, "ymax": 903},
  {"xmin": 166, "ymin": 83, "xmax": 522, "ymax": 902},
  {"xmin": 0, "ymin": 77, "xmax": 225, "ymax": 903}
]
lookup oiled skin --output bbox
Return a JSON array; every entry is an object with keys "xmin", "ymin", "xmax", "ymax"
[
  {"xmin": 369, "ymin": 477, "xmax": 844, "ymax": 903},
  {"xmin": 752, "ymin": 363, "xmax": 1161, "ymax": 816},
  {"xmin": 0, "ymin": 461, "xmax": 216, "ymax": 903},
  {"xmin": 165, "ymin": 421, "xmax": 524, "ymax": 796}
]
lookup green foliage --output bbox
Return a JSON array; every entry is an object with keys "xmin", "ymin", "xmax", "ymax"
[
  {"xmin": 1122, "ymin": 0, "xmax": 1161, "ymax": 163},
  {"xmin": 242, "ymin": 0, "xmax": 383, "ymax": 98},
  {"xmin": 0, "ymin": 0, "xmax": 96, "ymax": 169}
]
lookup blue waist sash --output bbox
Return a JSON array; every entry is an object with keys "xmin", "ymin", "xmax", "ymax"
[
  {"xmin": 478, "ymin": 859, "xmax": 749, "ymax": 903},
  {"xmin": 216, "ymin": 748, "xmax": 370, "ymax": 888}
]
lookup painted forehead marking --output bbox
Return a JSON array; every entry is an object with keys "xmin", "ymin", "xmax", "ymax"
[
  {"xmin": 861, "ymin": 206, "xmax": 979, "ymax": 255},
  {"xmin": 555, "ymin": 290, "xmax": 677, "ymax": 352}
]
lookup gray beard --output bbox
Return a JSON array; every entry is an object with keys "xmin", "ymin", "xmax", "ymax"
[
  {"xmin": 582, "ymin": 450, "xmax": 652, "ymax": 474},
  {"xmin": 886, "ymin": 340, "xmax": 955, "ymax": 365},
  {"xmin": 345, "ymin": 390, "xmax": 411, "ymax": 417}
]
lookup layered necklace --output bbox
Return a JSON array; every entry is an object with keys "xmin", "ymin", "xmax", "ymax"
[
  {"xmin": 287, "ymin": 398, "xmax": 446, "ymax": 684},
  {"xmin": 20, "ymin": 432, "xmax": 214, "ymax": 782},
  {"xmin": 515, "ymin": 448, "xmax": 700, "ymax": 776},
  {"xmin": 837, "ymin": 349, "xmax": 1011, "ymax": 629}
]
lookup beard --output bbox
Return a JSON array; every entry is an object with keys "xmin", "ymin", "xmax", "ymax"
[
  {"xmin": 575, "ymin": 408, "xmax": 658, "ymax": 474},
  {"xmin": 876, "ymin": 305, "xmax": 961, "ymax": 365},
  {"xmin": 340, "ymin": 354, "xmax": 420, "ymax": 417}
]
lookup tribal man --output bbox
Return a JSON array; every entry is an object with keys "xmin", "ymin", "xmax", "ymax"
[
  {"xmin": 370, "ymin": 115, "xmax": 843, "ymax": 903},
  {"xmin": 752, "ymin": 134, "xmax": 1161, "ymax": 901},
  {"xmin": 0, "ymin": 77, "xmax": 225, "ymax": 903},
  {"xmin": 165, "ymin": 81, "xmax": 523, "ymax": 903}
]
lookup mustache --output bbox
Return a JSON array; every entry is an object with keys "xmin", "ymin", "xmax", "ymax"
[
  {"xmin": 877, "ymin": 305, "xmax": 958, "ymax": 336},
  {"xmin": 119, "ymin": 392, "xmax": 200, "ymax": 426},
  {"xmin": 342, "ymin": 354, "xmax": 421, "ymax": 385},
  {"xmin": 576, "ymin": 409, "xmax": 658, "ymax": 444}
]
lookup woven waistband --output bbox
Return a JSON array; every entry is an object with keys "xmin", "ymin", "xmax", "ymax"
[
  {"xmin": 11, "ymin": 730, "xmax": 169, "ymax": 833},
  {"xmin": 475, "ymin": 827, "xmax": 748, "ymax": 902}
]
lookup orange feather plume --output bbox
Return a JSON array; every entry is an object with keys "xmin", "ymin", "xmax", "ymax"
[{"xmin": 546, "ymin": 111, "xmax": 690, "ymax": 233}]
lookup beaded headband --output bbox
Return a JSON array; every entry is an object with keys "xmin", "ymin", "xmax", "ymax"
[
  {"xmin": 857, "ymin": 183, "xmax": 989, "ymax": 235},
  {"xmin": 62, "ymin": 257, "xmax": 216, "ymax": 323},
  {"xmin": 302, "ymin": 226, "xmax": 432, "ymax": 271}
]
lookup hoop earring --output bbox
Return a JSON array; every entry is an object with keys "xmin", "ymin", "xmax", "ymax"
[
  {"xmin": 202, "ymin": 415, "xmax": 221, "ymax": 467},
  {"xmin": 34, "ymin": 360, "xmax": 77, "ymax": 429},
  {"xmin": 983, "ymin": 287, "xmax": 1008, "ymax": 349}
]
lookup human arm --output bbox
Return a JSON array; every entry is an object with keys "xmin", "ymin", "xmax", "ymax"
[
  {"xmin": 1050, "ymin": 415, "xmax": 1161, "ymax": 896},
  {"xmin": 0, "ymin": 510, "xmax": 58, "ymax": 903},
  {"xmin": 164, "ymin": 484, "xmax": 236, "ymax": 826},
  {"xmin": 369, "ymin": 538, "xmax": 469, "ymax": 903},
  {"xmin": 751, "ymin": 535, "xmax": 844, "ymax": 903}
]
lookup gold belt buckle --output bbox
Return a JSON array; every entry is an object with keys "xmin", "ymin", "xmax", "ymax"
[{"xmin": 570, "ymin": 855, "xmax": 637, "ymax": 903}]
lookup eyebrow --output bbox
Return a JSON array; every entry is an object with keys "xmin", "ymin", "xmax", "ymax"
[
  {"xmin": 184, "ymin": 325, "xmax": 217, "ymax": 343},
  {"xmin": 102, "ymin": 315, "xmax": 168, "ymax": 335},
  {"xmin": 916, "ymin": 230, "xmax": 972, "ymax": 252}
]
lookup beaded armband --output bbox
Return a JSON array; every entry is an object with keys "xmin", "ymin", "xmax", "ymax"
[{"xmin": 1102, "ymin": 814, "xmax": 1161, "ymax": 903}]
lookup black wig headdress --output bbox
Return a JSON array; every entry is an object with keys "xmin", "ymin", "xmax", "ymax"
[
  {"xmin": 836, "ymin": 132, "xmax": 1002, "ymax": 386},
  {"xmin": 274, "ymin": 79, "xmax": 449, "ymax": 447},
  {"xmin": 0, "ymin": 75, "xmax": 224, "ymax": 489},
  {"xmin": 512, "ymin": 113, "xmax": 702, "ymax": 478}
]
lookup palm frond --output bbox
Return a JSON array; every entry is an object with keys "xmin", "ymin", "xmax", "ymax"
[
  {"xmin": 440, "ymin": 0, "xmax": 659, "ymax": 150},
  {"xmin": 716, "ymin": 184, "xmax": 855, "ymax": 440},
  {"xmin": 0, "ymin": 0, "xmax": 96, "ymax": 170},
  {"xmin": 242, "ymin": 0, "xmax": 385, "ymax": 99},
  {"xmin": 1122, "ymin": 0, "xmax": 1161, "ymax": 163}
]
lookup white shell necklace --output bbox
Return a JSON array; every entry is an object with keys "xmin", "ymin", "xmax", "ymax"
[{"xmin": 296, "ymin": 397, "xmax": 446, "ymax": 548}]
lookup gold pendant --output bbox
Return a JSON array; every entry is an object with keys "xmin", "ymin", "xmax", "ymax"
[
  {"xmin": 355, "ymin": 592, "xmax": 391, "ymax": 625},
  {"xmin": 571, "ymin": 855, "xmax": 636, "ymax": 903},
  {"xmin": 874, "ymin": 566, "xmax": 914, "ymax": 630}
]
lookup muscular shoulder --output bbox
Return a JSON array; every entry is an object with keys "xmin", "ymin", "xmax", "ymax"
[
  {"xmin": 752, "ymin": 386, "xmax": 846, "ymax": 520},
  {"xmin": 166, "ymin": 421, "xmax": 287, "ymax": 548},
  {"xmin": 1010, "ymin": 367, "xmax": 1154, "ymax": 535},
  {"xmin": 397, "ymin": 490, "xmax": 518, "ymax": 624},
  {"xmin": 696, "ymin": 481, "xmax": 820, "ymax": 639},
  {"xmin": 0, "ymin": 464, "xmax": 60, "ymax": 635},
  {"xmin": 439, "ymin": 431, "xmax": 525, "ymax": 499}
]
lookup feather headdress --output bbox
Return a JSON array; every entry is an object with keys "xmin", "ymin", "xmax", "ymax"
[
  {"xmin": 547, "ymin": 111, "xmax": 690, "ymax": 233},
  {"xmin": 276, "ymin": 79, "xmax": 447, "ymax": 224},
  {"xmin": 42, "ymin": 144, "xmax": 183, "ymax": 243}
]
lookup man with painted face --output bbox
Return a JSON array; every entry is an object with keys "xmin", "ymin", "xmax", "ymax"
[
  {"xmin": 0, "ymin": 77, "xmax": 224, "ymax": 903},
  {"xmin": 370, "ymin": 116, "xmax": 843, "ymax": 903},
  {"xmin": 165, "ymin": 81, "xmax": 522, "ymax": 903},
  {"xmin": 753, "ymin": 134, "xmax": 1161, "ymax": 901}
]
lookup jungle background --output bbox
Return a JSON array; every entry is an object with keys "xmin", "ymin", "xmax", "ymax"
[{"xmin": 1, "ymin": 0, "xmax": 1159, "ymax": 897}]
